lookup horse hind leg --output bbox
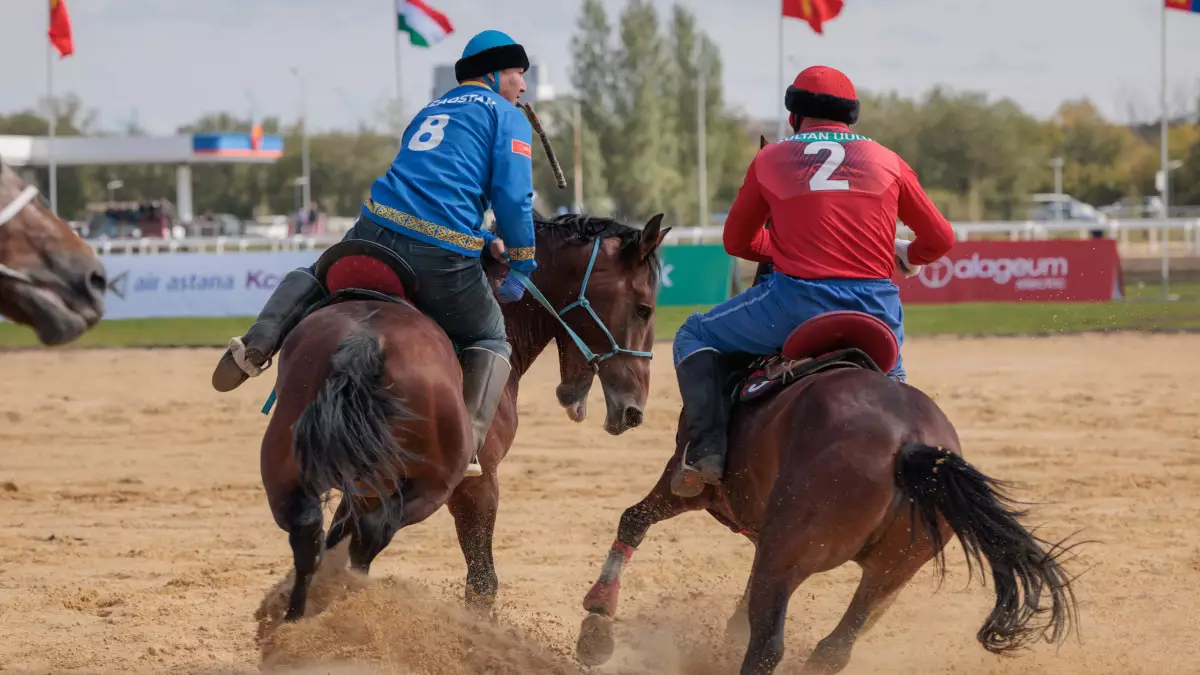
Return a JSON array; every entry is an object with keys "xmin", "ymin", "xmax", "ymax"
[
  {"xmin": 726, "ymin": 566, "xmax": 756, "ymax": 647},
  {"xmin": 281, "ymin": 489, "xmax": 324, "ymax": 622},
  {"xmin": 740, "ymin": 538, "xmax": 811, "ymax": 675},
  {"xmin": 800, "ymin": 494, "xmax": 942, "ymax": 675},
  {"xmin": 800, "ymin": 559, "xmax": 927, "ymax": 675},
  {"xmin": 346, "ymin": 482, "xmax": 447, "ymax": 575},
  {"xmin": 324, "ymin": 497, "xmax": 352, "ymax": 553},
  {"xmin": 740, "ymin": 471, "xmax": 898, "ymax": 673}
]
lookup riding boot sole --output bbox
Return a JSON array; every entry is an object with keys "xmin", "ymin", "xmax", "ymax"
[
  {"xmin": 211, "ymin": 350, "xmax": 250, "ymax": 393},
  {"xmin": 670, "ymin": 454, "xmax": 724, "ymax": 498},
  {"xmin": 670, "ymin": 465, "xmax": 707, "ymax": 498}
]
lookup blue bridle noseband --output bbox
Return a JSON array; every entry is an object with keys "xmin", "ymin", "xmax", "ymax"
[{"xmin": 508, "ymin": 237, "xmax": 655, "ymax": 366}]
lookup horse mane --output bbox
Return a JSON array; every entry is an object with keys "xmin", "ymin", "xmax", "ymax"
[{"xmin": 531, "ymin": 210, "xmax": 662, "ymax": 276}]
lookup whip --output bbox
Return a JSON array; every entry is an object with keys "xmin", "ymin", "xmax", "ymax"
[{"xmin": 521, "ymin": 103, "xmax": 567, "ymax": 190}]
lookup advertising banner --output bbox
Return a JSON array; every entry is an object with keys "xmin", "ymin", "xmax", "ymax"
[
  {"xmin": 83, "ymin": 243, "xmax": 733, "ymax": 320},
  {"xmin": 894, "ymin": 239, "xmax": 1123, "ymax": 303},
  {"xmin": 657, "ymin": 245, "xmax": 734, "ymax": 307},
  {"xmin": 97, "ymin": 251, "xmax": 316, "ymax": 319}
]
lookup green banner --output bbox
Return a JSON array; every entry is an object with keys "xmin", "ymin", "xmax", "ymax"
[{"xmin": 657, "ymin": 244, "xmax": 734, "ymax": 306}]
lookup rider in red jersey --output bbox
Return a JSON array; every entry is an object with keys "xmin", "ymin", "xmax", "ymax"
[{"xmin": 670, "ymin": 65, "xmax": 955, "ymax": 498}]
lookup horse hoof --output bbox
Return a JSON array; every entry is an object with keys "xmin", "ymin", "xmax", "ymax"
[
  {"xmin": 576, "ymin": 612, "xmax": 615, "ymax": 667},
  {"xmin": 725, "ymin": 613, "xmax": 750, "ymax": 647},
  {"xmin": 282, "ymin": 609, "xmax": 304, "ymax": 623}
]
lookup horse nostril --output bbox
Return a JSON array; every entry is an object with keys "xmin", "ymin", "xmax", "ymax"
[
  {"xmin": 623, "ymin": 407, "xmax": 644, "ymax": 428},
  {"xmin": 88, "ymin": 270, "xmax": 107, "ymax": 292}
]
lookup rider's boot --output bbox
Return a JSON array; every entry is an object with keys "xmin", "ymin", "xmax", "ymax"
[
  {"xmin": 211, "ymin": 270, "xmax": 327, "ymax": 393},
  {"xmin": 460, "ymin": 346, "xmax": 512, "ymax": 478},
  {"xmin": 670, "ymin": 349, "xmax": 730, "ymax": 498}
]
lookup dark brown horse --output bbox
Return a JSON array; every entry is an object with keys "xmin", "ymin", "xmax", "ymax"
[
  {"xmin": 0, "ymin": 159, "xmax": 106, "ymax": 344},
  {"xmin": 575, "ymin": 312, "xmax": 1080, "ymax": 674},
  {"xmin": 260, "ymin": 212, "xmax": 669, "ymax": 620}
]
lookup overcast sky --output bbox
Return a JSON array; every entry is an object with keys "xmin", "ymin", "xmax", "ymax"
[{"xmin": 3, "ymin": 0, "xmax": 1199, "ymax": 135}]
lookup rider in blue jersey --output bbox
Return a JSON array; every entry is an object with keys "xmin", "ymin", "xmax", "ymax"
[{"xmin": 211, "ymin": 30, "xmax": 536, "ymax": 479}]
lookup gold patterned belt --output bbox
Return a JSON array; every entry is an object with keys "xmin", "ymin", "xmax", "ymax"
[{"xmin": 363, "ymin": 199, "xmax": 484, "ymax": 251}]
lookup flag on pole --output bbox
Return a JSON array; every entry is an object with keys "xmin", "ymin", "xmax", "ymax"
[
  {"xmin": 782, "ymin": 0, "xmax": 845, "ymax": 35},
  {"xmin": 396, "ymin": 0, "xmax": 454, "ymax": 47},
  {"xmin": 1165, "ymin": 0, "xmax": 1200, "ymax": 13},
  {"xmin": 48, "ymin": 0, "xmax": 74, "ymax": 57}
]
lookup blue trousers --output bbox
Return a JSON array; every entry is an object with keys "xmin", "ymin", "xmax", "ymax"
[{"xmin": 673, "ymin": 273, "xmax": 906, "ymax": 381}]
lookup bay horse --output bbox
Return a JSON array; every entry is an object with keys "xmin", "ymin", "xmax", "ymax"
[
  {"xmin": 0, "ymin": 159, "xmax": 106, "ymax": 344},
  {"xmin": 259, "ymin": 211, "xmax": 669, "ymax": 620},
  {"xmin": 575, "ymin": 311, "xmax": 1080, "ymax": 674}
]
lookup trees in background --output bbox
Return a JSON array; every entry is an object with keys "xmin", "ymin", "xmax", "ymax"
[{"xmin": 2, "ymin": 0, "xmax": 1198, "ymax": 224}]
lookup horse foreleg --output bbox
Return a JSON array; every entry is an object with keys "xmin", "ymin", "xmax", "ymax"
[
  {"xmin": 576, "ymin": 467, "xmax": 710, "ymax": 667},
  {"xmin": 447, "ymin": 470, "xmax": 500, "ymax": 612},
  {"xmin": 279, "ymin": 488, "xmax": 324, "ymax": 622}
]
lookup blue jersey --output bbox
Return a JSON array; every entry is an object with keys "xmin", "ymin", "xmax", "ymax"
[{"xmin": 361, "ymin": 82, "xmax": 538, "ymax": 273}]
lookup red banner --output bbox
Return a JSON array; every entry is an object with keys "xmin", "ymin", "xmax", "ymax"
[{"xmin": 894, "ymin": 239, "xmax": 1123, "ymax": 303}]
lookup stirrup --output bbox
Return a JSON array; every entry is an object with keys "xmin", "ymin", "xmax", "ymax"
[{"xmin": 228, "ymin": 336, "xmax": 272, "ymax": 378}]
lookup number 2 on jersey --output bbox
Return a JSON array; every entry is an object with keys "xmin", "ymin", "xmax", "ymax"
[
  {"xmin": 408, "ymin": 114, "xmax": 451, "ymax": 151},
  {"xmin": 805, "ymin": 141, "xmax": 850, "ymax": 192}
]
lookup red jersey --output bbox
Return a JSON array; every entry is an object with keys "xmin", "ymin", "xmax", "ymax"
[{"xmin": 723, "ymin": 123, "xmax": 954, "ymax": 280}]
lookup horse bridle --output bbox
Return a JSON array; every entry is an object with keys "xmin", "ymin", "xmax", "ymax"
[
  {"xmin": 0, "ymin": 185, "xmax": 40, "ymax": 284},
  {"xmin": 262, "ymin": 236, "xmax": 656, "ymax": 418},
  {"xmin": 509, "ymin": 237, "xmax": 655, "ymax": 367}
]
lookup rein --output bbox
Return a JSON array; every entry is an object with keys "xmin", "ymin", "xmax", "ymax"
[
  {"xmin": 0, "ymin": 185, "xmax": 40, "ymax": 284},
  {"xmin": 509, "ymin": 237, "xmax": 655, "ymax": 367},
  {"xmin": 262, "ymin": 236, "xmax": 654, "ymax": 417}
]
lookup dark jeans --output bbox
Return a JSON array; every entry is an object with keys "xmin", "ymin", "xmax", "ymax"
[{"xmin": 307, "ymin": 216, "xmax": 510, "ymax": 358}]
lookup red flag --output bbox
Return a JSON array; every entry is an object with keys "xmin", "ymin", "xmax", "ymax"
[
  {"xmin": 48, "ymin": 0, "xmax": 74, "ymax": 58},
  {"xmin": 1165, "ymin": 0, "xmax": 1200, "ymax": 13},
  {"xmin": 782, "ymin": 0, "xmax": 845, "ymax": 35}
]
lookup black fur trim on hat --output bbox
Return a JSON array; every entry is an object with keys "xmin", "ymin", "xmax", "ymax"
[
  {"xmin": 455, "ymin": 44, "xmax": 530, "ymax": 82},
  {"xmin": 785, "ymin": 86, "xmax": 860, "ymax": 125}
]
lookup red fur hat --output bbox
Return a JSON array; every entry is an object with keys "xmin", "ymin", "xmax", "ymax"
[{"xmin": 785, "ymin": 65, "xmax": 859, "ymax": 131}]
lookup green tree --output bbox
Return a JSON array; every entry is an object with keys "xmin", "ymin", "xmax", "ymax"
[
  {"xmin": 0, "ymin": 95, "xmax": 103, "ymax": 219},
  {"xmin": 607, "ymin": 0, "xmax": 680, "ymax": 221},
  {"xmin": 1051, "ymin": 100, "xmax": 1157, "ymax": 208},
  {"xmin": 570, "ymin": 0, "xmax": 616, "ymax": 209}
]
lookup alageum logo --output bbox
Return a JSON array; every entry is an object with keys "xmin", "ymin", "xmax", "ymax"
[{"xmin": 918, "ymin": 253, "xmax": 1069, "ymax": 290}]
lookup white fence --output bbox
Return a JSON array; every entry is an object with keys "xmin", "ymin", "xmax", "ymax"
[{"xmin": 83, "ymin": 218, "xmax": 1200, "ymax": 257}]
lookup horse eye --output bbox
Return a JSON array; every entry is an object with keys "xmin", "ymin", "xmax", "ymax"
[{"xmin": 635, "ymin": 304, "xmax": 653, "ymax": 321}]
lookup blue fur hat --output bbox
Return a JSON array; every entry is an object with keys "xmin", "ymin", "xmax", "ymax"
[{"xmin": 455, "ymin": 30, "xmax": 529, "ymax": 84}]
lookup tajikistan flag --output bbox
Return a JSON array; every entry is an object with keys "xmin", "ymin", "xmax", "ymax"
[{"xmin": 397, "ymin": 0, "xmax": 454, "ymax": 48}]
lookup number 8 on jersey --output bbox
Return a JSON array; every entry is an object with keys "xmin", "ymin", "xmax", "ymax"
[{"xmin": 409, "ymin": 114, "xmax": 451, "ymax": 152}]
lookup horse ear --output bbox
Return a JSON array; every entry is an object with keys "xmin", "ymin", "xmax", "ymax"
[
  {"xmin": 639, "ymin": 213, "xmax": 669, "ymax": 260},
  {"xmin": 759, "ymin": 135, "xmax": 768, "ymax": 149}
]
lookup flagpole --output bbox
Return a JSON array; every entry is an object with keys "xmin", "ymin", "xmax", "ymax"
[
  {"xmin": 1160, "ymin": 1, "xmax": 1170, "ymax": 299},
  {"xmin": 394, "ymin": 0, "xmax": 403, "ymax": 114},
  {"xmin": 777, "ymin": 2, "xmax": 786, "ymax": 139},
  {"xmin": 46, "ymin": 3, "xmax": 58, "ymax": 215}
]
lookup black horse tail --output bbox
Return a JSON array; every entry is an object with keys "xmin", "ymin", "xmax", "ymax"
[
  {"xmin": 293, "ymin": 328, "xmax": 420, "ymax": 523},
  {"xmin": 896, "ymin": 442, "xmax": 1080, "ymax": 654}
]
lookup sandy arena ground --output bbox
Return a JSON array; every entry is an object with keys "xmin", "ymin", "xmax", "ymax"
[{"xmin": 1, "ymin": 334, "xmax": 1199, "ymax": 674}]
